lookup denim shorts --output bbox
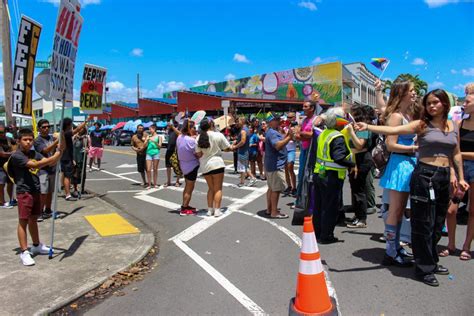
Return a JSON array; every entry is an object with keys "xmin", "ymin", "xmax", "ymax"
[
  {"xmin": 287, "ymin": 150, "xmax": 296, "ymax": 164},
  {"xmin": 146, "ymin": 153, "xmax": 160, "ymax": 161},
  {"xmin": 464, "ymin": 160, "xmax": 474, "ymax": 183}
]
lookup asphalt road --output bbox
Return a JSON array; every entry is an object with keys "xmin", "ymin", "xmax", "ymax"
[{"xmin": 83, "ymin": 146, "xmax": 473, "ymax": 316}]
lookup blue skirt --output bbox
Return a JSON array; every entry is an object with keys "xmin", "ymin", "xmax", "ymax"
[{"xmin": 380, "ymin": 153, "xmax": 416, "ymax": 192}]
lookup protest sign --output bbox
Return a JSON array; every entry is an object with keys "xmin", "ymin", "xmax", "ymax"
[
  {"xmin": 49, "ymin": 0, "xmax": 83, "ymax": 105},
  {"xmin": 80, "ymin": 64, "xmax": 107, "ymax": 114},
  {"xmin": 12, "ymin": 16, "xmax": 42, "ymax": 117}
]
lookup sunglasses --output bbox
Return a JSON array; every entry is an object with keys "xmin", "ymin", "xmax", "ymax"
[{"xmin": 41, "ymin": 125, "xmax": 50, "ymax": 129}]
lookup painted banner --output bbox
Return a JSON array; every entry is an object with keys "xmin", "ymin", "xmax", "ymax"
[
  {"xmin": 12, "ymin": 16, "xmax": 42, "ymax": 117},
  {"xmin": 49, "ymin": 0, "xmax": 83, "ymax": 105},
  {"xmin": 80, "ymin": 64, "xmax": 107, "ymax": 114}
]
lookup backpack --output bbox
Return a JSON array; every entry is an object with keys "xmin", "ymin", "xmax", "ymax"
[
  {"xmin": 3, "ymin": 157, "xmax": 15, "ymax": 184},
  {"xmin": 371, "ymin": 135, "xmax": 390, "ymax": 174}
]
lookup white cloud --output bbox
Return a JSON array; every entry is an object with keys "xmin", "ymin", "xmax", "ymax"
[
  {"xmin": 105, "ymin": 80, "xmax": 187, "ymax": 103},
  {"xmin": 41, "ymin": 0, "xmax": 101, "ymax": 7},
  {"xmin": 193, "ymin": 80, "xmax": 209, "ymax": 87},
  {"xmin": 424, "ymin": 0, "xmax": 462, "ymax": 8},
  {"xmin": 454, "ymin": 83, "xmax": 466, "ymax": 90},
  {"xmin": 298, "ymin": 1, "xmax": 318, "ymax": 11},
  {"xmin": 233, "ymin": 53, "xmax": 250, "ymax": 63},
  {"xmin": 411, "ymin": 58, "xmax": 427, "ymax": 65},
  {"xmin": 130, "ymin": 48, "xmax": 144, "ymax": 57},
  {"xmin": 451, "ymin": 69, "xmax": 458, "ymax": 74},
  {"xmin": 461, "ymin": 68, "xmax": 474, "ymax": 76},
  {"xmin": 108, "ymin": 81, "xmax": 125, "ymax": 92},
  {"xmin": 311, "ymin": 56, "xmax": 337, "ymax": 64},
  {"xmin": 429, "ymin": 81, "xmax": 445, "ymax": 89},
  {"xmin": 224, "ymin": 73, "xmax": 236, "ymax": 80}
]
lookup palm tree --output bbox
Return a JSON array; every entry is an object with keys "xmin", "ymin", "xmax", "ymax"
[{"xmin": 382, "ymin": 74, "xmax": 428, "ymax": 96}]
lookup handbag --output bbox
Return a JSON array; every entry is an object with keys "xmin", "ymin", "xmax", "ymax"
[{"xmin": 371, "ymin": 135, "xmax": 390, "ymax": 174}]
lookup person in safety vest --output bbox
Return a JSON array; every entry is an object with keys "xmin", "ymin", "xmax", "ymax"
[{"xmin": 313, "ymin": 107, "xmax": 356, "ymax": 244}]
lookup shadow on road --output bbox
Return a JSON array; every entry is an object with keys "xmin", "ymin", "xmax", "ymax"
[{"xmin": 59, "ymin": 235, "xmax": 89, "ymax": 261}]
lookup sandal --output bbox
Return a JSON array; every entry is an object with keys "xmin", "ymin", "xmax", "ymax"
[
  {"xmin": 163, "ymin": 183, "xmax": 171, "ymax": 187},
  {"xmin": 270, "ymin": 213, "xmax": 289, "ymax": 219},
  {"xmin": 175, "ymin": 182, "xmax": 181, "ymax": 187},
  {"xmin": 439, "ymin": 248, "xmax": 456, "ymax": 257},
  {"xmin": 460, "ymin": 250, "xmax": 472, "ymax": 261}
]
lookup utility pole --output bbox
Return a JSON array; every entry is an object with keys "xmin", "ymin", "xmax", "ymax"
[
  {"xmin": 136, "ymin": 73, "xmax": 140, "ymax": 102},
  {"xmin": 1, "ymin": 0, "xmax": 14, "ymax": 125}
]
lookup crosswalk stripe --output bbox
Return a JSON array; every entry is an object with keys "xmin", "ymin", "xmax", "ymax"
[
  {"xmin": 195, "ymin": 178, "xmax": 255, "ymax": 191},
  {"xmin": 163, "ymin": 186, "xmax": 239, "ymax": 202}
]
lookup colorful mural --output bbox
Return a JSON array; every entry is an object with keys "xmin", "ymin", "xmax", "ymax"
[{"xmin": 188, "ymin": 62, "xmax": 343, "ymax": 104}]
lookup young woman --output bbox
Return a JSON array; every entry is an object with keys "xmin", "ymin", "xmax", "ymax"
[
  {"xmin": 357, "ymin": 89, "xmax": 470, "ymax": 287},
  {"xmin": 257, "ymin": 121, "xmax": 267, "ymax": 180},
  {"xmin": 345, "ymin": 105, "xmax": 375, "ymax": 228},
  {"xmin": 176, "ymin": 120, "xmax": 199, "ymax": 216},
  {"xmin": 375, "ymin": 80, "xmax": 419, "ymax": 267},
  {"xmin": 144, "ymin": 124, "xmax": 162, "ymax": 189},
  {"xmin": 196, "ymin": 118, "xmax": 233, "ymax": 217},
  {"xmin": 442, "ymin": 83, "xmax": 474, "ymax": 261}
]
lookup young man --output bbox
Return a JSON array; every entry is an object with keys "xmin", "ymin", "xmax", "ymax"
[
  {"xmin": 88, "ymin": 122, "xmax": 106, "ymax": 171},
  {"xmin": 9, "ymin": 128, "xmax": 63, "ymax": 266},
  {"xmin": 265, "ymin": 113, "xmax": 293, "ymax": 219},
  {"xmin": 131, "ymin": 124, "xmax": 148, "ymax": 186},
  {"xmin": 0, "ymin": 125, "xmax": 15, "ymax": 208},
  {"xmin": 34, "ymin": 119, "xmax": 59, "ymax": 220},
  {"xmin": 61, "ymin": 117, "xmax": 90, "ymax": 201},
  {"xmin": 233, "ymin": 117, "xmax": 257, "ymax": 187}
]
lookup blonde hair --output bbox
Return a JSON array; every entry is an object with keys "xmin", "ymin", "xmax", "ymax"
[{"xmin": 466, "ymin": 83, "xmax": 474, "ymax": 95}]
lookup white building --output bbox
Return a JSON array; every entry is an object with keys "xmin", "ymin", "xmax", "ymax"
[{"xmin": 344, "ymin": 62, "xmax": 379, "ymax": 107}]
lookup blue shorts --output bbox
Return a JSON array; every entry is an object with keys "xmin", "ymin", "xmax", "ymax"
[
  {"xmin": 146, "ymin": 153, "xmax": 160, "ymax": 161},
  {"xmin": 287, "ymin": 150, "xmax": 296, "ymax": 164},
  {"xmin": 464, "ymin": 160, "xmax": 474, "ymax": 183}
]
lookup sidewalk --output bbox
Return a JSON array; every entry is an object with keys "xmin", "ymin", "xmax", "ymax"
[{"xmin": 0, "ymin": 195, "xmax": 155, "ymax": 316}]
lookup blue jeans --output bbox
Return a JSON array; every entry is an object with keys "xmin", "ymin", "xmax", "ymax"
[{"xmin": 296, "ymin": 148, "xmax": 308, "ymax": 206}]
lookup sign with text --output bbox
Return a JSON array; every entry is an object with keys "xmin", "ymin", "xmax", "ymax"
[
  {"xmin": 80, "ymin": 64, "xmax": 107, "ymax": 114},
  {"xmin": 12, "ymin": 16, "xmax": 42, "ymax": 117},
  {"xmin": 49, "ymin": 0, "xmax": 83, "ymax": 105}
]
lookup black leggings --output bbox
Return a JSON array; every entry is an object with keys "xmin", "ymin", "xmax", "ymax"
[{"xmin": 348, "ymin": 151, "xmax": 373, "ymax": 221}]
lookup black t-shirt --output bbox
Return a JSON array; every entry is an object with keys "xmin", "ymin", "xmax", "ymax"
[
  {"xmin": 34, "ymin": 134, "xmax": 56, "ymax": 175},
  {"xmin": 0, "ymin": 137, "xmax": 13, "ymax": 166},
  {"xmin": 10, "ymin": 149, "xmax": 43, "ymax": 193},
  {"xmin": 90, "ymin": 130, "xmax": 105, "ymax": 148},
  {"xmin": 168, "ymin": 129, "xmax": 177, "ymax": 150},
  {"xmin": 61, "ymin": 130, "xmax": 74, "ymax": 162}
]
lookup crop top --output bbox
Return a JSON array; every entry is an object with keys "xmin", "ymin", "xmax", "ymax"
[
  {"xmin": 417, "ymin": 121, "xmax": 458, "ymax": 159},
  {"xmin": 397, "ymin": 117, "xmax": 416, "ymax": 146},
  {"xmin": 459, "ymin": 120, "xmax": 474, "ymax": 153}
]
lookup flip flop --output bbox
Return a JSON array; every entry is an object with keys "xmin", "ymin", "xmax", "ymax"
[
  {"xmin": 175, "ymin": 182, "xmax": 181, "ymax": 187},
  {"xmin": 439, "ymin": 248, "xmax": 456, "ymax": 257},
  {"xmin": 460, "ymin": 250, "xmax": 472, "ymax": 261},
  {"xmin": 271, "ymin": 213, "xmax": 289, "ymax": 219}
]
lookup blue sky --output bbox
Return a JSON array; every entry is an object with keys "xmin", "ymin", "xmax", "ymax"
[{"xmin": 2, "ymin": 0, "xmax": 473, "ymax": 102}]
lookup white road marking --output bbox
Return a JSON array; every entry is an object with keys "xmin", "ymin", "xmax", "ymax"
[
  {"xmin": 92, "ymin": 168, "xmax": 141, "ymax": 184},
  {"xmin": 116, "ymin": 163, "xmax": 137, "ymax": 168},
  {"xmin": 117, "ymin": 171, "xmax": 139, "ymax": 176},
  {"xmin": 134, "ymin": 194, "xmax": 181, "ymax": 210},
  {"xmin": 164, "ymin": 185, "xmax": 239, "ymax": 202},
  {"xmin": 107, "ymin": 190, "xmax": 144, "ymax": 193},
  {"xmin": 174, "ymin": 239, "xmax": 266, "ymax": 315},
  {"xmin": 87, "ymin": 178, "xmax": 123, "ymax": 181},
  {"xmin": 195, "ymin": 178, "xmax": 255, "ymax": 191}
]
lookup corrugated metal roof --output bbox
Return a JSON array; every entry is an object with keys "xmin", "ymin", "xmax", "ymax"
[
  {"xmin": 144, "ymin": 98, "xmax": 177, "ymax": 105},
  {"xmin": 116, "ymin": 101, "xmax": 139, "ymax": 108}
]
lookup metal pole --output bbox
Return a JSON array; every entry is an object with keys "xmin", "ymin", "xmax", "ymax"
[
  {"xmin": 49, "ymin": 94, "xmax": 66, "ymax": 259},
  {"xmin": 80, "ymin": 132, "xmax": 88, "ymax": 194},
  {"xmin": 52, "ymin": 99, "xmax": 57, "ymax": 132},
  {"xmin": 1, "ymin": 0, "xmax": 14, "ymax": 125}
]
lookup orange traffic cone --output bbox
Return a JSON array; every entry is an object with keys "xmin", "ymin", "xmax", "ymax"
[{"xmin": 289, "ymin": 217, "xmax": 337, "ymax": 316}]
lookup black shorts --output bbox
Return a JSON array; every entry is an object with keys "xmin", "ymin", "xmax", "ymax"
[
  {"xmin": 249, "ymin": 151, "xmax": 257, "ymax": 162},
  {"xmin": 202, "ymin": 167, "xmax": 225, "ymax": 176},
  {"xmin": 165, "ymin": 148, "xmax": 175, "ymax": 168},
  {"xmin": 137, "ymin": 154, "xmax": 146, "ymax": 173},
  {"xmin": 184, "ymin": 165, "xmax": 199, "ymax": 181},
  {"xmin": 61, "ymin": 160, "xmax": 74, "ymax": 178}
]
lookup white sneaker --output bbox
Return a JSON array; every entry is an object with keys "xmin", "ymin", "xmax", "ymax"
[
  {"xmin": 214, "ymin": 209, "xmax": 222, "ymax": 217},
  {"xmin": 20, "ymin": 250, "xmax": 35, "ymax": 266},
  {"xmin": 1, "ymin": 202, "xmax": 13, "ymax": 209},
  {"xmin": 30, "ymin": 243, "xmax": 52, "ymax": 255},
  {"xmin": 207, "ymin": 208, "xmax": 214, "ymax": 216}
]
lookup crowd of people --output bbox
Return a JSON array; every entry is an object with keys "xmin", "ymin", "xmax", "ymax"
[{"xmin": 5, "ymin": 81, "xmax": 473, "ymax": 287}]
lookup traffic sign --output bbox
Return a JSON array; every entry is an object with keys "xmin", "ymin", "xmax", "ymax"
[{"xmin": 35, "ymin": 61, "xmax": 50, "ymax": 69}]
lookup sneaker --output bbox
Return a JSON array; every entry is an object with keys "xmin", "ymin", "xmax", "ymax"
[
  {"xmin": 20, "ymin": 250, "xmax": 35, "ymax": 266},
  {"xmin": 88, "ymin": 168, "xmax": 93, "ymax": 173},
  {"xmin": 65, "ymin": 195, "xmax": 77, "ymax": 201},
  {"xmin": 30, "ymin": 243, "xmax": 52, "ymax": 255},
  {"xmin": 366, "ymin": 208, "xmax": 377, "ymax": 215},
  {"xmin": 283, "ymin": 187, "xmax": 291, "ymax": 195},
  {"xmin": 236, "ymin": 183, "xmax": 245, "ymax": 188},
  {"xmin": 1, "ymin": 202, "xmax": 13, "ymax": 209},
  {"xmin": 290, "ymin": 189, "xmax": 297, "ymax": 198},
  {"xmin": 346, "ymin": 218, "xmax": 367, "ymax": 228},
  {"xmin": 9, "ymin": 199, "xmax": 18, "ymax": 206},
  {"xmin": 382, "ymin": 253, "xmax": 413, "ymax": 267},
  {"xmin": 214, "ymin": 209, "xmax": 222, "ymax": 217},
  {"xmin": 71, "ymin": 191, "xmax": 79, "ymax": 199},
  {"xmin": 247, "ymin": 178, "xmax": 257, "ymax": 187},
  {"xmin": 180, "ymin": 209, "xmax": 190, "ymax": 216}
]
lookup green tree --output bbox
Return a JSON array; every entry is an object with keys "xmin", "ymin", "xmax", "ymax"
[{"xmin": 383, "ymin": 74, "xmax": 428, "ymax": 96}]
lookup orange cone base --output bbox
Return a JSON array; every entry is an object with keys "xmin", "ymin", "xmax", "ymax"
[{"xmin": 289, "ymin": 297, "xmax": 338, "ymax": 316}]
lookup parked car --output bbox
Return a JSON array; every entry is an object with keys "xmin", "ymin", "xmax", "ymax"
[
  {"xmin": 111, "ymin": 129, "xmax": 133, "ymax": 146},
  {"xmin": 156, "ymin": 129, "xmax": 169, "ymax": 147}
]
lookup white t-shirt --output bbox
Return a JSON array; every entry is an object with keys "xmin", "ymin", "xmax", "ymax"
[{"xmin": 195, "ymin": 131, "xmax": 231, "ymax": 174}]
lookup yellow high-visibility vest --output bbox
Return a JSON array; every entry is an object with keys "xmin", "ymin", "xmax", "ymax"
[{"xmin": 314, "ymin": 129, "xmax": 352, "ymax": 180}]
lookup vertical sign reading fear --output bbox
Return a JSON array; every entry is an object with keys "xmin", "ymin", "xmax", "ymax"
[
  {"xmin": 80, "ymin": 64, "xmax": 107, "ymax": 114},
  {"xmin": 12, "ymin": 16, "xmax": 42, "ymax": 117},
  {"xmin": 49, "ymin": 0, "xmax": 83, "ymax": 105}
]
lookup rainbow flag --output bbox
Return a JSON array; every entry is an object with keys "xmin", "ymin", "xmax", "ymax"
[
  {"xmin": 371, "ymin": 58, "xmax": 389, "ymax": 71},
  {"xmin": 266, "ymin": 112, "xmax": 274, "ymax": 121},
  {"xmin": 335, "ymin": 115, "xmax": 350, "ymax": 128}
]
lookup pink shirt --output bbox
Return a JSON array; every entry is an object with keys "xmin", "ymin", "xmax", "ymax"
[{"xmin": 301, "ymin": 115, "xmax": 315, "ymax": 150}]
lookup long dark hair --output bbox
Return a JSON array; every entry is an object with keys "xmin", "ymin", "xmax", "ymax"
[
  {"xmin": 421, "ymin": 89, "xmax": 450, "ymax": 130},
  {"xmin": 181, "ymin": 119, "xmax": 194, "ymax": 136},
  {"xmin": 197, "ymin": 118, "xmax": 211, "ymax": 149},
  {"xmin": 351, "ymin": 105, "xmax": 372, "ymax": 124}
]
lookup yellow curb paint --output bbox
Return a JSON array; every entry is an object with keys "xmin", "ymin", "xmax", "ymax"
[{"xmin": 85, "ymin": 213, "xmax": 140, "ymax": 237}]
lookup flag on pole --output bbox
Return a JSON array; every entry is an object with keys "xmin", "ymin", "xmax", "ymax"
[
  {"xmin": 266, "ymin": 111, "xmax": 274, "ymax": 122},
  {"xmin": 370, "ymin": 58, "xmax": 390, "ymax": 71}
]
